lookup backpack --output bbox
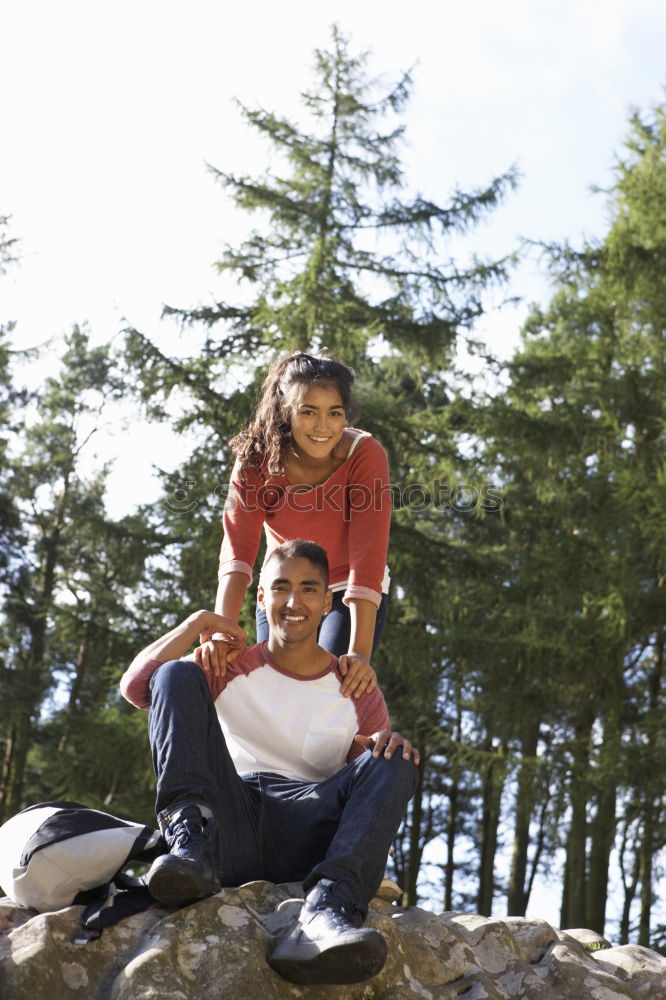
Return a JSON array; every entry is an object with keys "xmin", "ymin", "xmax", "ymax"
[{"xmin": 0, "ymin": 801, "xmax": 167, "ymax": 940}]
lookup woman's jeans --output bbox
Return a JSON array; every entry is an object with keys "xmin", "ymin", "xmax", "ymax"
[
  {"xmin": 256, "ymin": 591, "xmax": 389, "ymax": 657},
  {"xmin": 148, "ymin": 659, "xmax": 417, "ymax": 910}
]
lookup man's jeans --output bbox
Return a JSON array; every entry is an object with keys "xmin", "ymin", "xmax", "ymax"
[{"xmin": 148, "ymin": 659, "xmax": 418, "ymax": 910}]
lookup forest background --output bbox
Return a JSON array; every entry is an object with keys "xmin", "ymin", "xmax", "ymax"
[{"xmin": 1, "ymin": 1, "xmax": 665, "ymax": 952}]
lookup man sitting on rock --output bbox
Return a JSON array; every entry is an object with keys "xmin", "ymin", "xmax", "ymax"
[{"xmin": 120, "ymin": 538, "xmax": 419, "ymax": 986}]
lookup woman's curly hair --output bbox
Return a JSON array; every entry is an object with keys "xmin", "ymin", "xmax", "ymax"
[{"xmin": 230, "ymin": 352, "xmax": 357, "ymax": 475}]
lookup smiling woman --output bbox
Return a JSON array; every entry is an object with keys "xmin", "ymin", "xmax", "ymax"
[
  {"xmin": 285, "ymin": 386, "xmax": 348, "ymax": 484},
  {"xmin": 212, "ymin": 352, "xmax": 392, "ymax": 697}
]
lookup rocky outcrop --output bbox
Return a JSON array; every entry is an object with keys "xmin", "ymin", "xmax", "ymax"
[{"xmin": 2, "ymin": 881, "xmax": 665, "ymax": 998}]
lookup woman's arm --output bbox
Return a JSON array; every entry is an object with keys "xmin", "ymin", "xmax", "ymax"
[
  {"xmin": 217, "ymin": 460, "xmax": 265, "ymax": 606},
  {"xmin": 344, "ymin": 436, "xmax": 392, "ymax": 609},
  {"xmin": 215, "ymin": 571, "xmax": 250, "ymax": 619},
  {"xmin": 348, "ymin": 597, "xmax": 376, "ymax": 661},
  {"xmin": 338, "ymin": 597, "xmax": 378, "ymax": 698},
  {"xmin": 338, "ymin": 437, "xmax": 391, "ymax": 697},
  {"xmin": 211, "ymin": 460, "xmax": 265, "ymax": 667}
]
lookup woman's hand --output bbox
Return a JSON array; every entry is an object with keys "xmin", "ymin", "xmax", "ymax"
[
  {"xmin": 338, "ymin": 652, "xmax": 377, "ymax": 699},
  {"xmin": 355, "ymin": 730, "xmax": 420, "ymax": 765},
  {"xmin": 193, "ymin": 622, "xmax": 247, "ymax": 679}
]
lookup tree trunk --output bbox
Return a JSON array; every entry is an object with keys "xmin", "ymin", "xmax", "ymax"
[
  {"xmin": 477, "ymin": 737, "xmax": 506, "ymax": 916},
  {"xmin": 403, "ymin": 752, "xmax": 427, "ymax": 906},
  {"xmin": 507, "ymin": 718, "xmax": 541, "ymax": 916},
  {"xmin": 67, "ymin": 628, "xmax": 93, "ymax": 713},
  {"xmin": 637, "ymin": 629, "xmax": 664, "ymax": 947},
  {"xmin": 444, "ymin": 769, "xmax": 458, "ymax": 911},
  {"xmin": 444, "ymin": 701, "xmax": 463, "ymax": 911},
  {"xmin": 560, "ymin": 706, "xmax": 595, "ymax": 929},
  {"xmin": 586, "ymin": 778, "xmax": 617, "ymax": 934},
  {"xmin": 0, "ymin": 727, "xmax": 16, "ymax": 824},
  {"xmin": 2, "ymin": 708, "xmax": 35, "ymax": 818},
  {"xmin": 524, "ymin": 792, "xmax": 549, "ymax": 910},
  {"xmin": 638, "ymin": 801, "xmax": 655, "ymax": 947},
  {"xmin": 618, "ymin": 826, "xmax": 640, "ymax": 945}
]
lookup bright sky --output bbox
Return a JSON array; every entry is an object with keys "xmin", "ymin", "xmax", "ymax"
[
  {"xmin": 4, "ymin": 0, "xmax": 666, "ymax": 500},
  {"xmin": 3, "ymin": 0, "xmax": 665, "ymax": 355},
  {"xmin": 3, "ymin": 0, "xmax": 666, "ymax": 929}
]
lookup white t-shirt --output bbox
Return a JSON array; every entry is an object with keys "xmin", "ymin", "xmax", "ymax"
[{"xmin": 120, "ymin": 641, "xmax": 390, "ymax": 783}]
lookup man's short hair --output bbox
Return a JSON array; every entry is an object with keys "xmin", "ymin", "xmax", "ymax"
[{"xmin": 261, "ymin": 539, "xmax": 329, "ymax": 588}]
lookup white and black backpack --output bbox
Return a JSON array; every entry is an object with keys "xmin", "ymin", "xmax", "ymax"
[{"xmin": 0, "ymin": 801, "xmax": 166, "ymax": 940}]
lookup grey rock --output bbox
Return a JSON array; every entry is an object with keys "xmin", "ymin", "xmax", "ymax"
[{"xmin": 1, "ymin": 883, "xmax": 665, "ymax": 999}]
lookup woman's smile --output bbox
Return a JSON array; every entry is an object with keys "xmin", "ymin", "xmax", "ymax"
[{"xmin": 287, "ymin": 385, "xmax": 346, "ymax": 462}]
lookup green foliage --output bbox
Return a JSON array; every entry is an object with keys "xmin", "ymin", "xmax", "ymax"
[
  {"xmin": 465, "ymin": 102, "xmax": 666, "ymax": 936},
  {"xmin": 26, "ymin": 704, "xmax": 154, "ymax": 823},
  {"xmin": 3, "ymin": 32, "xmax": 664, "ymax": 948},
  {"xmin": 0, "ymin": 327, "xmax": 162, "ymax": 820}
]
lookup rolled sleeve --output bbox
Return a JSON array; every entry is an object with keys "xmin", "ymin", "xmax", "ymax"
[{"xmin": 343, "ymin": 585, "xmax": 382, "ymax": 609}]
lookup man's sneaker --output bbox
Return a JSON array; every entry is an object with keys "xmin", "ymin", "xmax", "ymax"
[
  {"xmin": 147, "ymin": 804, "xmax": 220, "ymax": 906},
  {"xmin": 268, "ymin": 880, "xmax": 388, "ymax": 985}
]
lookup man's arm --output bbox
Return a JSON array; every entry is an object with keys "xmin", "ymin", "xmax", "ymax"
[
  {"xmin": 347, "ymin": 683, "xmax": 418, "ymax": 765},
  {"xmin": 120, "ymin": 610, "xmax": 244, "ymax": 709}
]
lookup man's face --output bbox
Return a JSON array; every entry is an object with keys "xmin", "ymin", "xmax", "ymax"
[{"xmin": 258, "ymin": 555, "xmax": 332, "ymax": 645}]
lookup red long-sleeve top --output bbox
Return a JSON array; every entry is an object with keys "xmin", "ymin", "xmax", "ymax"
[{"xmin": 219, "ymin": 432, "xmax": 392, "ymax": 607}]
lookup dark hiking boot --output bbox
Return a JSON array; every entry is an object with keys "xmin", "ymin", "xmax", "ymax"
[
  {"xmin": 268, "ymin": 879, "xmax": 387, "ymax": 985},
  {"xmin": 147, "ymin": 804, "xmax": 220, "ymax": 906}
]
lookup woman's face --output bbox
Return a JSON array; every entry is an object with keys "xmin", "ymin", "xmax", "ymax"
[{"xmin": 286, "ymin": 384, "xmax": 347, "ymax": 461}]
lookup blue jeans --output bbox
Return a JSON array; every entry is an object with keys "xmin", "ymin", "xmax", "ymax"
[
  {"xmin": 256, "ymin": 591, "xmax": 389, "ymax": 657},
  {"xmin": 148, "ymin": 659, "xmax": 417, "ymax": 911}
]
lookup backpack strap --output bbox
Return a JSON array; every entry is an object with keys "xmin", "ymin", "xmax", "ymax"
[
  {"xmin": 74, "ymin": 873, "xmax": 156, "ymax": 944},
  {"xmin": 72, "ymin": 826, "xmax": 168, "ymax": 942}
]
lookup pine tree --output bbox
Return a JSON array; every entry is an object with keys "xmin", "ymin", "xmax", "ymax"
[{"xmin": 151, "ymin": 25, "xmax": 517, "ymax": 368}]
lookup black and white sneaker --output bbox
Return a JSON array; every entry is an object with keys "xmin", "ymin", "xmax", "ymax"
[
  {"xmin": 268, "ymin": 880, "xmax": 387, "ymax": 985},
  {"xmin": 147, "ymin": 804, "xmax": 220, "ymax": 907}
]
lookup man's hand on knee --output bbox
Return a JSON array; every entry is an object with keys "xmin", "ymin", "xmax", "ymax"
[{"xmin": 354, "ymin": 730, "xmax": 420, "ymax": 765}]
